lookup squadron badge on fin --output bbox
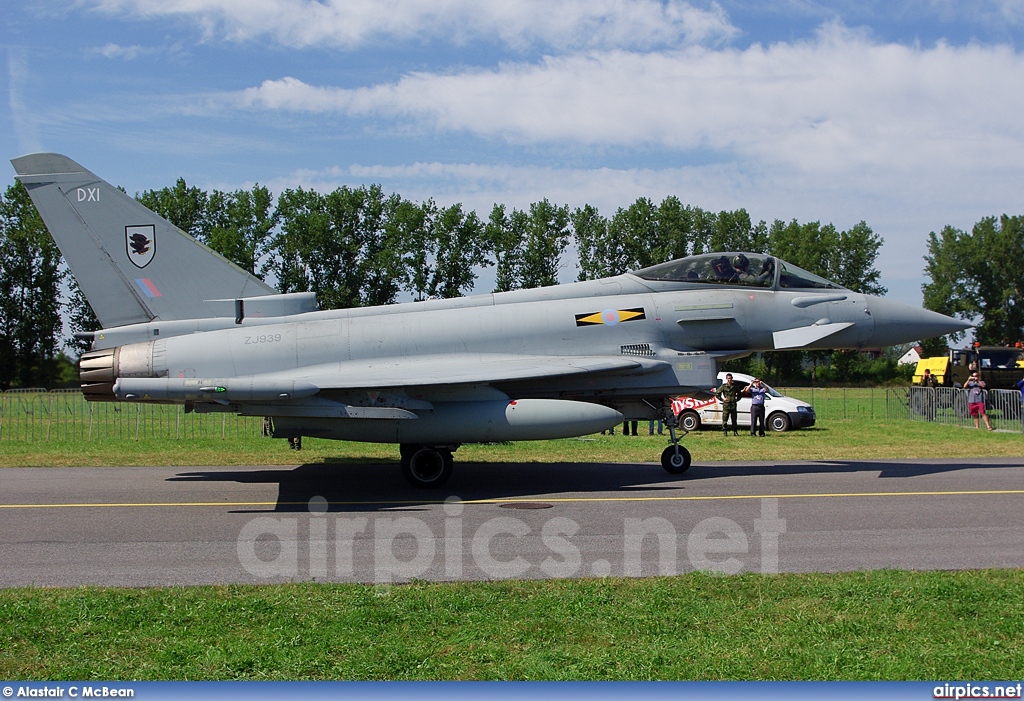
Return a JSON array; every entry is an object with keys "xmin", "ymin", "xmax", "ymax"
[{"xmin": 126, "ymin": 225, "xmax": 156, "ymax": 268}]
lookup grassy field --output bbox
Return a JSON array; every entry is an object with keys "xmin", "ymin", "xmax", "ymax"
[
  {"xmin": 0, "ymin": 417, "xmax": 1021, "ymax": 468},
  {"xmin": 1, "ymin": 571, "xmax": 1022, "ymax": 680},
  {"xmin": 1, "ymin": 417, "xmax": 1022, "ymax": 681}
]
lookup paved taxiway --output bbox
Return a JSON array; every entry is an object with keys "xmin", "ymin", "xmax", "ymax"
[{"xmin": 1, "ymin": 458, "xmax": 1023, "ymax": 587}]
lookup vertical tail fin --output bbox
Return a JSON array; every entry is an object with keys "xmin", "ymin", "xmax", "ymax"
[{"xmin": 11, "ymin": 153, "xmax": 276, "ymax": 328}]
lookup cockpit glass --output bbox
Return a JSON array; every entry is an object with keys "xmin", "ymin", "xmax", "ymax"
[
  {"xmin": 633, "ymin": 253, "xmax": 777, "ymax": 288},
  {"xmin": 777, "ymin": 261, "xmax": 845, "ymax": 290}
]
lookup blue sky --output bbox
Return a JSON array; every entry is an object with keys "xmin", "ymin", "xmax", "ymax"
[{"xmin": 4, "ymin": 0, "xmax": 1024, "ymax": 306}]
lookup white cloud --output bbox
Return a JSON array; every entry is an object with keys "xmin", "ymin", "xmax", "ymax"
[
  {"xmin": 94, "ymin": 43, "xmax": 147, "ymax": 59},
  {"xmin": 231, "ymin": 24, "xmax": 1024, "ymax": 177},
  {"xmin": 86, "ymin": 0, "xmax": 737, "ymax": 50},
  {"xmin": 916, "ymin": 0, "xmax": 1024, "ymax": 26},
  {"xmin": 996, "ymin": 0, "xmax": 1024, "ymax": 23},
  {"xmin": 7, "ymin": 49, "xmax": 43, "ymax": 155}
]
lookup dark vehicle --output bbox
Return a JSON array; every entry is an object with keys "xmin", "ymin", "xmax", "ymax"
[{"xmin": 913, "ymin": 344, "xmax": 1024, "ymax": 390}]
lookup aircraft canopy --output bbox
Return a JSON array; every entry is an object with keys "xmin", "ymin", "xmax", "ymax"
[{"xmin": 632, "ymin": 252, "xmax": 846, "ymax": 291}]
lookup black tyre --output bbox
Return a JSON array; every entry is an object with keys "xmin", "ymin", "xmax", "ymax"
[
  {"xmin": 768, "ymin": 412, "xmax": 791, "ymax": 432},
  {"xmin": 661, "ymin": 445, "xmax": 691, "ymax": 474},
  {"xmin": 679, "ymin": 411, "xmax": 701, "ymax": 432},
  {"xmin": 401, "ymin": 447, "xmax": 453, "ymax": 488}
]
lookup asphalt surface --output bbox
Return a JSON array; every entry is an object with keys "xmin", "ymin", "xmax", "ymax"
[{"xmin": 1, "ymin": 457, "xmax": 1023, "ymax": 587}]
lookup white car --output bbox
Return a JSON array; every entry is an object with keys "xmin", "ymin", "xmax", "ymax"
[{"xmin": 673, "ymin": 372, "xmax": 816, "ymax": 432}]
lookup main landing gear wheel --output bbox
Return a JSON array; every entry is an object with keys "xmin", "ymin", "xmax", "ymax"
[
  {"xmin": 400, "ymin": 446, "xmax": 453, "ymax": 488},
  {"xmin": 661, "ymin": 445, "xmax": 691, "ymax": 474}
]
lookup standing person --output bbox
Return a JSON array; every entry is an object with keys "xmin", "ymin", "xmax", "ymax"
[
  {"xmin": 920, "ymin": 368, "xmax": 937, "ymax": 421},
  {"xmin": 748, "ymin": 377, "xmax": 767, "ymax": 437},
  {"xmin": 1015, "ymin": 375, "xmax": 1024, "ymax": 433},
  {"xmin": 714, "ymin": 373, "xmax": 741, "ymax": 436},
  {"xmin": 964, "ymin": 372, "xmax": 993, "ymax": 430}
]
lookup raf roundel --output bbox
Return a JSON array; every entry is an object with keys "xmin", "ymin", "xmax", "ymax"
[{"xmin": 574, "ymin": 307, "xmax": 647, "ymax": 327}]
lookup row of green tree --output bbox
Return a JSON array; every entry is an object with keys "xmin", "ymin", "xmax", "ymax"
[
  {"xmin": 1, "ymin": 182, "xmax": 65, "ymax": 390},
  {"xmin": 133, "ymin": 178, "xmax": 888, "ymax": 299},
  {"xmin": 1, "ymin": 174, "xmax": 1018, "ymax": 389},
  {"xmin": 922, "ymin": 215, "xmax": 1024, "ymax": 350}
]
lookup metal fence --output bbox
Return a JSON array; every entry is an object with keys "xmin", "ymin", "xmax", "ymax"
[
  {"xmin": 777, "ymin": 387, "xmax": 890, "ymax": 422},
  {"xmin": 778, "ymin": 385, "xmax": 1022, "ymax": 431},
  {"xmin": 899, "ymin": 386, "xmax": 1023, "ymax": 431},
  {"xmin": 0, "ymin": 388, "xmax": 264, "ymax": 442},
  {"xmin": 1, "ymin": 386, "xmax": 1021, "ymax": 443}
]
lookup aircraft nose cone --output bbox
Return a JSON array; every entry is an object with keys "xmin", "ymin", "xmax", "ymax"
[{"xmin": 866, "ymin": 296, "xmax": 971, "ymax": 346}]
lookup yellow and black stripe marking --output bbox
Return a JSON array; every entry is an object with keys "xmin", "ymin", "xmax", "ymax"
[{"xmin": 575, "ymin": 307, "xmax": 646, "ymax": 327}]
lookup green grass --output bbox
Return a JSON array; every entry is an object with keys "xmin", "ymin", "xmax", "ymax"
[
  {"xmin": 0, "ymin": 418, "xmax": 1021, "ymax": 468},
  {"xmin": 1, "ymin": 571, "xmax": 1022, "ymax": 680}
]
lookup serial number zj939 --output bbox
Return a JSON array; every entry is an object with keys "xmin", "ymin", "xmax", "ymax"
[{"xmin": 244, "ymin": 334, "xmax": 283, "ymax": 345}]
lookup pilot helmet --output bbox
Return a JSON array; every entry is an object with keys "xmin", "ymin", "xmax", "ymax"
[{"xmin": 732, "ymin": 254, "xmax": 749, "ymax": 270}]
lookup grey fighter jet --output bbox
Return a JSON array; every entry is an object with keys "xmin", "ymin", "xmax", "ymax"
[{"xmin": 12, "ymin": 153, "xmax": 969, "ymax": 487}]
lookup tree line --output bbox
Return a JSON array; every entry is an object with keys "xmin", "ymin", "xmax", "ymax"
[
  {"xmin": 1, "ymin": 174, "xmax": 1017, "ymax": 389},
  {"xmin": 922, "ymin": 215, "xmax": 1024, "ymax": 350},
  {"xmin": 132, "ymin": 179, "xmax": 888, "ymax": 301}
]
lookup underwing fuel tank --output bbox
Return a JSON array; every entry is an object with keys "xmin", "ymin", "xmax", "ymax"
[{"xmin": 272, "ymin": 399, "xmax": 625, "ymax": 444}]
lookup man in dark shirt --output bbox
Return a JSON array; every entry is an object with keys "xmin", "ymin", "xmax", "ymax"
[
  {"xmin": 919, "ymin": 368, "xmax": 937, "ymax": 421},
  {"xmin": 715, "ymin": 373, "xmax": 741, "ymax": 436}
]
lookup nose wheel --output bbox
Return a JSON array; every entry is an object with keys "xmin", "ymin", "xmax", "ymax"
[
  {"xmin": 661, "ymin": 444, "xmax": 691, "ymax": 473},
  {"xmin": 658, "ymin": 399, "xmax": 692, "ymax": 474}
]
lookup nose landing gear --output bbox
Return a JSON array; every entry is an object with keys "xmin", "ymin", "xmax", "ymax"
[{"xmin": 659, "ymin": 400, "xmax": 691, "ymax": 474}]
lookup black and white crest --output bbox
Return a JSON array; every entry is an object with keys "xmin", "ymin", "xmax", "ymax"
[{"xmin": 126, "ymin": 224, "xmax": 156, "ymax": 268}]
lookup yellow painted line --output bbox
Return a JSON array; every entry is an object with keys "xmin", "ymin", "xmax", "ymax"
[
  {"xmin": 0, "ymin": 489, "xmax": 1022, "ymax": 509},
  {"xmin": 467, "ymin": 489, "xmax": 1024, "ymax": 504}
]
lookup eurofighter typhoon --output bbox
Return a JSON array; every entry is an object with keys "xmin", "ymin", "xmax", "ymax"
[{"xmin": 12, "ymin": 153, "xmax": 969, "ymax": 487}]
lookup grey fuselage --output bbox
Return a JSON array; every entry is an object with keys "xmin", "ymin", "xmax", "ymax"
[
  {"xmin": 87, "ymin": 268, "xmax": 893, "ymax": 444},
  {"xmin": 13, "ymin": 152, "xmax": 971, "ymax": 448}
]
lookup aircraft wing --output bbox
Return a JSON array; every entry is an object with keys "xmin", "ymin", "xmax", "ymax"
[{"xmin": 284, "ymin": 353, "xmax": 666, "ymax": 389}]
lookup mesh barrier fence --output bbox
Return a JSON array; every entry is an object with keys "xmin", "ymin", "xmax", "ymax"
[
  {"xmin": 0, "ymin": 389, "xmax": 264, "ymax": 442},
  {"xmin": 900, "ymin": 386, "xmax": 1023, "ymax": 431},
  {"xmin": 1, "ymin": 386, "xmax": 1021, "ymax": 443}
]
